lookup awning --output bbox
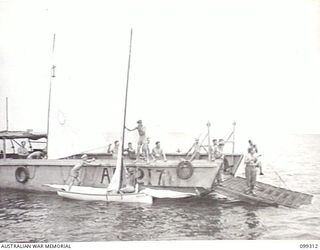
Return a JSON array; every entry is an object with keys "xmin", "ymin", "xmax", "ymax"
[{"xmin": 0, "ymin": 130, "xmax": 47, "ymax": 140}]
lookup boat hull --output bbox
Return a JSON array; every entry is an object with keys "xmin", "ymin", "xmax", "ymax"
[
  {"xmin": 0, "ymin": 154, "xmax": 243, "ymax": 193},
  {"xmin": 57, "ymin": 190, "xmax": 153, "ymax": 204}
]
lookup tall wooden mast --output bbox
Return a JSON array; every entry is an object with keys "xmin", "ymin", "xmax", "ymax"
[
  {"xmin": 46, "ymin": 34, "xmax": 56, "ymax": 156},
  {"xmin": 119, "ymin": 29, "xmax": 133, "ymax": 190}
]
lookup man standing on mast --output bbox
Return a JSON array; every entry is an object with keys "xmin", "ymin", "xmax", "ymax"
[{"xmin": 126, "ymin": 120, "xmax": 148, "ymax": 163}]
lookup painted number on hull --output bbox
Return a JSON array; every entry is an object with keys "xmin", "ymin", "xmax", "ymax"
[{"xmin": 100, "ymin": 167, "xmax": 165, "ymax": 186}]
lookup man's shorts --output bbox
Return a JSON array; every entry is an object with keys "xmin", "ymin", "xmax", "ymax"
[{"xmin": 138, "ymin": 135, "xmax": 146, "ymax": 146}]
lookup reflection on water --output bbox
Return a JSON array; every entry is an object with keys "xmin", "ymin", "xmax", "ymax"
[{"xmin": 0, "ymin": 190, "xmax": 271, "ymax": 242}]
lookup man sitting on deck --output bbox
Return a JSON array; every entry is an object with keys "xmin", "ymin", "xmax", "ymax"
[
  {"xmin": 27, "ymin": 150, "xmax": 46, "ymax": 159},
  {"xmin": 68, "ymin": 154, "xmax": 96, "ymax": 191},
  {"xmin": 111, "ymin": 141, "xmax": 120, "ymax": 159},
  {"xmin": 124, "ymin": 142, "xmax": 136, "ymax": 160},
  {"xmin": 244, "ymin": 147, "xmax": 259, "ymax": 196},
  {"xmin": 17, "ymin": 141, "xmax": 29, "ymax": 158},
  {"xmin": 152, "ymin": 141, "xmax": 167, "ymax": 161},
  {"xmin": 186, "ymin": 138, "xmax": 201, "ymax": 161}
]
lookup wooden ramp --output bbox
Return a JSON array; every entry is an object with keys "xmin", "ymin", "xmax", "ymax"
[{"xmin": 213, "ymin": 177, "xmax": 313, "ymax": 208}]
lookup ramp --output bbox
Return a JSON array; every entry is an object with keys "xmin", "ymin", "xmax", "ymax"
[{"xmin": 213, "ymin": 177, "xmax": 313, "ymax": 208}]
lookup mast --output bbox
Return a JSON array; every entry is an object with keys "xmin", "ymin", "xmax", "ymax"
[
  {"xmin": 232, "ymin": 121, "xmax": 236, "ymax": 166},
  {"xmin": 119, "ymin": 29, "xmax": 133, "ymax": 190},
  {"xmin": 207, "ymin": 121, "xmax": 211, "ymax": 161},
  {"xmin": 6, "ymin": 97, "xmax": 8, "ymax": 131},
  {"xmin": 46, "ymin": 34, "xmax": 56, "ymax": 155},
  {"xmin": 2, "ymin": 97, "xmax": 9, "ymax": 159}
]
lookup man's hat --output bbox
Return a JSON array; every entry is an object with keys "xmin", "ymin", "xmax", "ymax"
[
  {"xmin": 155, "ymin": 141, "xmax": 160, "ymax": 145},
  {"xmin": 81, "ymin": 154, "xmax": 88, "ymax": 159},
  {"xmin": 218, "ymin": 139, "xmax": 225, "ymax": 145},
  {"xmin": 137, "ymin": 120, "xmax": 142, "ymax": 124}
]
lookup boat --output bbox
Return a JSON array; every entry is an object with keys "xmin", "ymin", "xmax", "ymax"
[
  {"xmin": 0, "ymin": 31, "xmax": 243, "ymax": 198},
  {"xmin": 44, "ymin": 29, "xmax": 157, "ymax": 204},
  {"xmin": 44, "ymin": 184, "xmax": 153, "ymax": 204}
]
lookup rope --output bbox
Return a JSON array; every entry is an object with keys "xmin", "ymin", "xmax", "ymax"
[{"xmin": 263, "ymin": 162, "xmax": 291, "ymax": 190}]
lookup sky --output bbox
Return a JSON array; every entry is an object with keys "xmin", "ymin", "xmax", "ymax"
[{"xmin": 0, "ymin": 0, "xmax": 319, "ymax": 158}]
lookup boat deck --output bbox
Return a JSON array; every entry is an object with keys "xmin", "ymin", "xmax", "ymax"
[{"xmin": 213, "ymin": 176, "xmax": 313, "ymax": 208}]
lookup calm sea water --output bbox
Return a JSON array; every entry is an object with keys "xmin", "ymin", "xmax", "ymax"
[{"xmin": 1, "ymin": 134, "xmax": 320, "ymax": 242}]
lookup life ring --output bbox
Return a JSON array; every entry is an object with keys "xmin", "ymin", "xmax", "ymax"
[
  {"xmin": 176, "ymin": 161, "xmax": 194, "ymax": 180},
  {"xmin": 15, "ymin": 167, "xmax": 30, "ymax": 183}
]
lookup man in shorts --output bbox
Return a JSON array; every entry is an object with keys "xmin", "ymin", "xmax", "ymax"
[
  {"xmin": 68, "ymin": 154, "xmax": 96, "ymax": 191},
  {"xmin": 126, "ymin": 120, "xmax": 147, "ymax": 162}
]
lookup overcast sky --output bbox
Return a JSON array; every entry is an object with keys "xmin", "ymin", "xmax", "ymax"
[{"xmin": 0, "ymin": 0, "xmax": 319, "ymax": 158}]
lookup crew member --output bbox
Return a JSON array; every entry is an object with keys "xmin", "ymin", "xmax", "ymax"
[
  {"xmin": 111, "ymin": 141, "xmax": 120, "ymax": 159},
  {"xmin": 27, "ymin": 150, "xmax": 46, "ymax": 159},
  {"xmin": 244, "ymin": 147, "xmax": 259, "ymax": 195},
  {"xmin": 152, "ymin": 141, "xmax": 167, "ymax": 161},
  {"xmin": 126, "ymin": 120, "xmax": 147, "ymax": 162},
  {"xmin": 211, "ymin": 139, "xmax": 218, "ymax": 159},
  {"xmin": 142, "ymin": 137, "xmax": 151, "ymax": 163},
  {"xmin": 17, "ymin": 141, "xmax": 29, "ymax": 158},
  {"xmin": 248, "ymin": 139, "xmax": 264, "ymax": 175},
  {"xmin": 107, "ymin": 143, "xmax": 112, "ymax": 154},
  {"xmin": 186, "ymin": 138, "xmax": 201, "ymax": 161},
  {"xmin": 213, "ymin": 139, "xmax": 225, "ymax": 185},
  {"xmin": 68, "ymin": 154, "xmax": 96, "ymax": 191},
  {"xmin": 124, "ymin": 142, "xmax": 136, "ymax": 160}
]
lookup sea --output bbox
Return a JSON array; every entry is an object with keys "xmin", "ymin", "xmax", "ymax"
[{"xmin": 0, "ymin": 134, "xmax": 320, "ymax": 242}]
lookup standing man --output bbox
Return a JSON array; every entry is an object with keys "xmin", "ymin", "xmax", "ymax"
[
  {"xmin": 68, "ymin": 154, "xmax": 96, "ymax": 191},
  {"xmin": 213, "ymin": 139, "xmax": 225, "ymax": 185},
  {"xmin": 211, "ymin": 139, "xmax": 218, "ymax": 160},
  {"xmin": 142, "ymin": 137, "xmax": 152, "ymax": 163},
  {"xmin": 126, "ymin": 120, "xmax": 147, "ymax": 162},
  {"xmin": 248, "ymin": 139, "xmax": 263, "ymax": 175},
  {"xmin": 244, "ymin": 148, "xmax": 259, "ymax": 195}
]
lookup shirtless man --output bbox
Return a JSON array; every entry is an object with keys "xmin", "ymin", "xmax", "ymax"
[
  {"xmin": 186, "ymin": 138, "xmax": 201, "ymax": 161},
  {"xmin": 152, "ymin": 141, "xmax": 167, "ymax": 161},
  {"xmin": 68, "ymin": 154, "xmax": 96, "ymax": 191},
  {"xmin": 126, "ymin": 120, "xmax": 147, "ymax": 162},
  {"xmin": 27, "ymin": 150, "xmax": 46, "ymax": 159}
]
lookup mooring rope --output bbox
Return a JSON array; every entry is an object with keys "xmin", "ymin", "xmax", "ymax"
[{"xmin": 267, "ymin": 164, "xmax": 291, "ymax": 190}]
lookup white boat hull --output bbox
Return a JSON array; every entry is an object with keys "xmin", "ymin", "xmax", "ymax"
[
  {"xmin": 44, "ymin": 184, "xmax": 153, "ymax": 204},
  {"xmin": 140, "ymin": 188, "xmax": 197, "ymax": 198}
]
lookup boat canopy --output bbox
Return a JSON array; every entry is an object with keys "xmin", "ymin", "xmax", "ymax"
[{"xmin": 0, "ymin": 130, "xmax": 47, "ymax": 140}]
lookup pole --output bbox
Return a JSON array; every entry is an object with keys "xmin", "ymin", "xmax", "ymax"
[
  {"xmin": 119, "ymin": 29, "xmax": 133, "ymax": 190},
  {"xmin": 2, "ymin": 97, "xmax": 8, "ymax": 159},
  {"xmin": 46, "ymin": 34, "xmax": 56, "ymax": 156},
  {"xmin": 232, "ymin": 121, "xmax": 236, "ymax": 166},
  {"xmin": 6, "ymin": 97, "xmax": 8, "ymax": 131},
  {"xmin": 207, "ymin": 121, "xmax": 211, "ymax": 161}
]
